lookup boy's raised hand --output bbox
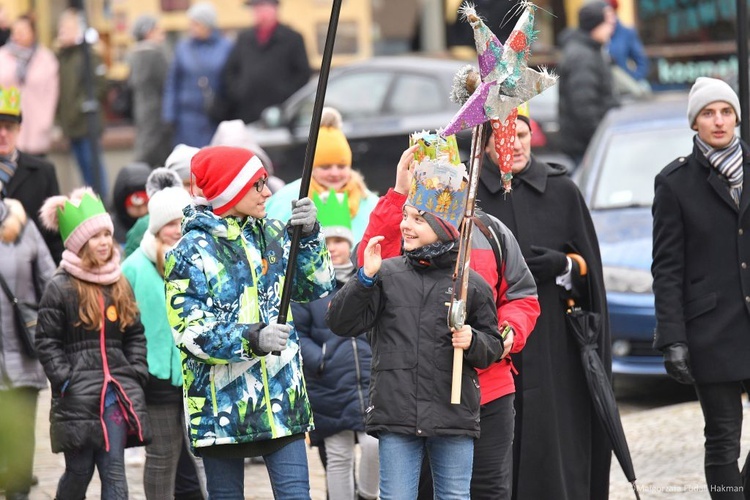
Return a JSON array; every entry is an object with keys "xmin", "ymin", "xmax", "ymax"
[
  {"xmin": 363, "ymin": 236, "xmax": 385, "ymax": 278},
  {"xmin": 395, "ymin": 144, "xmax": 419, "ymax": 195},
  {"xmin": 452, "ymin": 324, "xmax": 473, "ymax": 350}
]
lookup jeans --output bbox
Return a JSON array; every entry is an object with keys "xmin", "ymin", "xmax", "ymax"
[
  {"xmin": 378, "ymin": 432, "xmax": 474, "ymax": 500},
  {"xmin": 0, "ymin": 388, "xmax": 39, "ymax": 497},
  {"xmin": 202, "ymin": 438, "xmax": 310, "ymax": 499},
  {"xmin": 56, "ymin": 404, "xmax": 129, "ymax": 500},
  {"xmin": 324, "ymin": 430, "xmax": 379, "ymax": 500},
  {"xmin": 69, "ymin": 137, "xmax": 108, "ymax": 198},
  {"xmin": 695, "ymin": 379, "xmax": 750, "ymax": 499}
]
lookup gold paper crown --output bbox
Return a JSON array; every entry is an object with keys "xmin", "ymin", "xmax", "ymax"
[{"xmin": 0, "ymin": 86, "xmax": 21, "ymax": 122}]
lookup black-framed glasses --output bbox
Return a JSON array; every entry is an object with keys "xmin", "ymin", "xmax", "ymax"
[{"xmin": 253, "ymin": 176, "xmax": 268, "ymax": 192}]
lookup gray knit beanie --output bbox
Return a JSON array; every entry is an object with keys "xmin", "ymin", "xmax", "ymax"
[
  {"xmin": 165, "ymin": 144, "xmax": 200, "ymax": 182},
  {"xmin": 132, "ymin": 14, "xmax": 158, "ymax": 41},
  {"xmin": 420, "ymin": 211, "xmax": 459, "ymax": 243},
  {"xmin": 187, "ymin": 2, "xmax": 217, "ymax": 29},
  {"xmin": 687, "ymin": 77, "xmax": 741, "ymax": 127}
]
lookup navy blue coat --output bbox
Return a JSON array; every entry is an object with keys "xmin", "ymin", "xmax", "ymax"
[{"xmin": 294, "ymin": 280, "xmax": 371, "ymax": 443}]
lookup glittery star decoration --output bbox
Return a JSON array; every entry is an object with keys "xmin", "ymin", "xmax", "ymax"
[{"xmin": 442, "ymin": 2, "xmax": 557, "ymax": 137}]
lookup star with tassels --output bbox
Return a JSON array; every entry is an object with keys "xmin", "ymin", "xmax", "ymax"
[{"xmin": 442, "ymin": 2, "xmax": 556, "ymax": 137}]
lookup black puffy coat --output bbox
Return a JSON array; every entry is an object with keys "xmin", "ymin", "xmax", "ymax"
[
  {"xmin": 36, "ymin": 271, "xmax": 151, "ymax": 453},
  {"xmin": 326, "ymin": 252, "xmax": 502, "ymax": 439},
  {"xmin": 295, "ymin": 280, "xmax": 371, "ymax": 443}
]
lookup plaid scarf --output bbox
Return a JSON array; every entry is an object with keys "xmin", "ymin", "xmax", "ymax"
[
  {"xmin": 0, "ymin": 150, "xmax": 18, "ymax": 196},
  {"xmin": 695, "ymin": 135, "xmax": 744, "ymax": 206}
]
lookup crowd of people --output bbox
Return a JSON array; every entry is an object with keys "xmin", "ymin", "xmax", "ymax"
[{"xmin": 0, "ymin": 0, "xmax": 749, "ymax": 499}]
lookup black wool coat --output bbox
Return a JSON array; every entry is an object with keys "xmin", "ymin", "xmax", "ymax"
[
  {"xmin": 36, "ymin": 271, "xmax": 151, "ymax": 453},
  {"xmin": 477, "ymin": 156, "xmax": 612, "ymax": 500},
  {"xmin": 6, "ymin": 152, "xmax": 64, "ymax": 264},
  {"xmin": 652, "ymin": 141, "xmax": 750, "ymax": 383},
  {"xmin": 222, "ymin": 24, "xmax": 311, "ymax": 124}
]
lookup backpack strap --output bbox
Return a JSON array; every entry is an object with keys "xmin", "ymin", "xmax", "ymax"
[{"xmin": 471, "ymin": 213, "xmax": 503, "ymax": 275}]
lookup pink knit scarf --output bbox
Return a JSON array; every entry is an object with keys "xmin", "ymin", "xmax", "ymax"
[{"xmin": 60, "ymin": 247, "xmax": 122, "ymax": 285}]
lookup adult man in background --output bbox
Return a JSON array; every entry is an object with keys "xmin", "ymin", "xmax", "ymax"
[
  {"xmin": 0, "ymin": 86, "xmax": 63, "ymax": 263},
  {"xmin": 652, "ymin": 77, "xmax": 750, "ymax": 499},
  {"xmin": 557, "ymin": 0, "xmax": 618, "ymax": 165},
  {"xmin": 222, "ymin": 0, "xmax": 310, "ymax": 124}
]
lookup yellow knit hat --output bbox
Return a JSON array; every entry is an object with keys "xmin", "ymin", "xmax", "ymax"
[{"xmin": 313, "ymin": 108, "xmax": 352, "ymax": 167}]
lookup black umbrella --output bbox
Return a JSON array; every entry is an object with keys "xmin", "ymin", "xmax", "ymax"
[{"xmin": 565, "ymin": 254, "xmax": 641, "ymax": 500}]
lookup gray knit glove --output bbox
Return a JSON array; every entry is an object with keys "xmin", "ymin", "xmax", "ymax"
[
  {"xmin": 290, "ymin": 197, "xmax": 317, "ymax": 236},
  {"xmin": 258, "ymin": 323, "xmax": 291, "ymax": 353}
]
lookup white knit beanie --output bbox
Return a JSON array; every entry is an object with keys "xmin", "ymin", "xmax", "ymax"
[
  {"xmin": 187, "ymin": 2, "xmax": 217, "ymax": 29},
  {"xmin": 148, "ymin": 187, "xmax": 191, "ymax": 235},
  {"xmin": 165, "ymin": 144, "xmax": 200, "ymax": 183},
  {"xmin": 687, "ymin": 77, "xmax": 741, "ymax": 127}
]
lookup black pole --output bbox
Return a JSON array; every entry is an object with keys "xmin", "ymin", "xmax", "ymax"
[
  {"xmin": 277, "ymin": 0, "xmax": 343, "ymax": 329},
  {"xmin": 75, "ymin": 2, "xmax": 105, "ymax": 197},
  {"xmin": 737, "ymin": 0, "xmax": 749, "ymax": 142}
]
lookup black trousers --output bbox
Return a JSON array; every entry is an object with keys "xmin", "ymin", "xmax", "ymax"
[
  {"xmin": 694, "ymin": 379, "xmax": 750, "ymax": 499},
  {"xmin": 417, "ymin": 393, "xmax": 515, "ymax": 500}
]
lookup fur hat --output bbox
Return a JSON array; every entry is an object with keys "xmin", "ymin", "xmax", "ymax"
[
  {"xmin": 191, "ymin": 146, "xmax": 268, "ymax": 215},
  {"xmin": 687, "ymin": 77, "xmax": 741, "ymax": 127},
  {"xmin": 40, "ymin": 187, "xmax": 113, "ymax": 255},
  {"xmin": 313, "ymin": 108, "xmax": 352, "ymax": 168},
  {"xmin": 146, "ymin": 168, "xmax": 191, "ymax": 235}
]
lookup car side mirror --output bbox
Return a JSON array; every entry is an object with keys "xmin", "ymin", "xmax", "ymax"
[{"xmin": 261, "ymin": 106, "xmax": 283, "ymax": 128}]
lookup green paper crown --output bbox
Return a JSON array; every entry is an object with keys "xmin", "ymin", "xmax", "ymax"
[
  {"xmin": 0, "ymin": 86, "xmax": 21, "ymax": 121},
  {"xmin": 58, "ymin": 192, "xmax": 108, "ymax": 243},
  {"xmin": 313, "ymin": 189, "xmax": 353, "ymax": 243}
]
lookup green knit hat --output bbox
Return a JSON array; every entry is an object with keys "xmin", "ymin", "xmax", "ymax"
[{"xmin": 313, "ymin": 189, "xmax": 353, "ymax": 246}]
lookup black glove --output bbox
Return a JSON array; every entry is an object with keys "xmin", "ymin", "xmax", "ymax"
[
  {"xmin": 662, "ymin": 342, "xmax": 695, "ymax": 384},
  {"xmin": 525, "ymin": 245, "xmax": 568, "ymax": 282}
]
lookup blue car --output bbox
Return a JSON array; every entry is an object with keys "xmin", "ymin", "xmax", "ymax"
[{"xmin": 574, "ymin": 95, "xmax": 694, "ymax": 376}]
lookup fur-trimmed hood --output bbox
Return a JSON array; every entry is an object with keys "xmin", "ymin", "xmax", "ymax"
[{"xmin": 0, "ymin": 199, "xmax": 28, "ymax": 244}]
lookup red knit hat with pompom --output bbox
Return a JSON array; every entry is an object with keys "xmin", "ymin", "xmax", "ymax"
[{"xmin": 190, "ymin": 146, "xmax": 267, "ymax": 215}]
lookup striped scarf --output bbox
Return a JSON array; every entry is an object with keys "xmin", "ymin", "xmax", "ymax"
[
  {"xmin": 0, "ymin": 150, "xmax": 18, "ymax": 196},
  {"xmin": 695, "ymin": 135, "xmax": 744, "ymax": 206}
]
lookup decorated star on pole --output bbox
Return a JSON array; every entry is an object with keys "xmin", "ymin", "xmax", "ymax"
[{"xmin": 442, "ymin": 2, "xmax": 557, "ymax": 137}]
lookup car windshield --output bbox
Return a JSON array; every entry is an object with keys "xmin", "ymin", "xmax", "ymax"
[{"xmin": 592, "ymin": 127, "xmax": 695, "ymax": 210}]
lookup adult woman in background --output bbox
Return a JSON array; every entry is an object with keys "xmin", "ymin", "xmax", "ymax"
[
  {"xmin": 0, "ymin": 198, "xmax": 55, "ymax": 500},
  {"xmin": 265, "ymin": 107, "xmax": 378, "ymax": 242},
  {"xmin": 0, "ymin": 13, "xmax": 59, "ymax": 157}
]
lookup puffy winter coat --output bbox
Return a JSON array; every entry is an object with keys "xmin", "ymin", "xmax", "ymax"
[
  {"xmin": 36, "ymin": 272, "xmax": 151, "ymax": 453},
  {"xmin": 0, "ymin": 200, "xmax": 55, "ymax": 391},
  {"xmin": 164, "ymin": 205, "xmax": 335, "ymax": 449},
  {"xmin": 326, "ymin": 251, "xmax": 503, "ymax": 439},
  {"xmin": 295, "ymin": 280, "xmax": 371, "ymax": 441}
]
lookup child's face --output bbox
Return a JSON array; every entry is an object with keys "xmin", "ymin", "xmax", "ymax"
[
  {"xmin": 157, "ymin": 218, "xmax": 182, "ymax": 248},
  {"xmin": 400, "ymin": 205, "xmax": 438, "ymax": 251},
  {"xmin": 326, "ymin": 236, "xmax": 351, "ymax": 266},
  {"xmin": 86, "ymin": 229, "xmax": 114, "ymax": 266}
]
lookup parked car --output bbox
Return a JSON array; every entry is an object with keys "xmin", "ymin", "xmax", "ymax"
[
  {"xmin": 241, "ymin": 55, "xmax": 563, "ymax": 195},
  {"xmin": 574, "ymin": 93, "xmax": 693, "ymax": 376}
]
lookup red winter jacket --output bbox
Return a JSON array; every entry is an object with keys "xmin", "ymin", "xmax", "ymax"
[{"xmin": 357, "ymin": 189, "xmax": 540, "ymax": 403}]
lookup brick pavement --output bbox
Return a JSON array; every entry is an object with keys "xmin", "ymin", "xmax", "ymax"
[{"xmin": 21, "ymin": 388, "xmax": 749, "ymax": 499}]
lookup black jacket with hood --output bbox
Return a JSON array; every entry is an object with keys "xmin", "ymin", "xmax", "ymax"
[{"xmin": 326, "ymin": 250, "xmax": 502, "ymax": 439}]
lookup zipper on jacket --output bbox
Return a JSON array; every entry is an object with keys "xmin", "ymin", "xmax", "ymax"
[
  {"xmin": 98, "ymin": 293, "xmax": 112, "ymax": 452},
  {"xmin": 210, "ymin": 366, "xmax": 218, "ymax": 417},
  {"xmin": 352, "ymin": 338, "xmax": 366, "ymax": 418}
]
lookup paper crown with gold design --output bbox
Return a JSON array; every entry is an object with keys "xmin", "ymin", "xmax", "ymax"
[
  {"xmin": 40, "ymin": 188, "xmax": 114, "ymax": 254},
  {"xmin": 313, "ymin": 189, "xmax": 354, "ymax": 245},
  {"xmin": 0, "ymin": 86, "xmax": 22, "ymax": 123},
  {"xmin": 407, "ymin": 131, "xmax": 468, "ymax": 230}
]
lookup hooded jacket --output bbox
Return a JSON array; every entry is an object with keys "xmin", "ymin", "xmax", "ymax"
[
  {"xmin": 164, "ymin": 205, "xmax": 335, "ymax": 450},
  {"xmin": 0, "ymin": 200, "xmax": 56, "ymax": 391},
  {"xmin": 111, "ymin": 162, "xmax": 151, "ymax": 244},
  {"xmin": 326, "ymin": 250, "xmax": 503, "ymax": 439}
]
